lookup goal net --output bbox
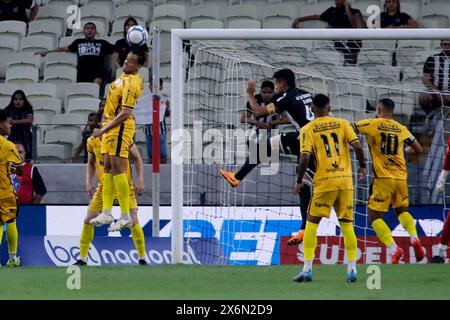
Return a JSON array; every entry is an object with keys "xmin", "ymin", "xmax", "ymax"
[{"xmin": 170, "ymin": 29, "xmax": 448, "ymax": 265}]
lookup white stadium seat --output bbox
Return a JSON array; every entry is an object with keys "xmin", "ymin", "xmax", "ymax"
[
  {"xmin": 6, "ymin": 52, "xmax": 42, "ymax": 70},
  {"xmin": 66, "ymin": 97, "xmax": 100, "ymax": 117},
  {"xmin": 44, "ymin": 66, "xmax": 78, "ymax": 99},
  {"xmin": 28, "ymin": 97, "xmax": 62, "ymax": 117},
  {"xmin": 80, "ymin": 4, "xmax": 114, "ymax": 25},
  {"xmin": 59, "ymin": 36, "xmax": 82, "ymax": 48},
  {"xmin": 0, "ymin": 20, "xmax": 27, "ymax": 40},
  {"xmin": 153, "ymin": 4, "xmax": 187, "ymax": 23},
  {"xmin": 52, "ymin": 114, "xmax": 87, "ymax": 135},
  {"xmin": 5, "ymin": 66, "xmax": 39, "ymax": 85},
  {"xmin": 44, "ymin": 52, "xmax": 77, "ymax": 70},
  {"xmin": 20, "ymin": 35, "xmax": 56, "ymax": 53},
  {"xmin": 228, "ymin": 19, "xmax": 261, "ymax": 28},
  {"xmin": 262, "ymin": 4, "xmax": 296, "ymax": 29},
  {"xmin": 225, "ymin": 4, "xmax": 258, "ymax": 24},
  {"xmin": 37, "ymin": 143, "xmax": 71, "ymax": 160},
  {"xmin": 190, "ymin": 19, "xmax": 224, "ymax": 29},
  {"xmin": 28, "ymin": 19, "xmax": 65, "ymax": 42},
  {"xmin": 115, "ymin": 4, "xmax": 150, "ymax": 25},
  {"xmin": 23, "ymin": 83, "xmax": 59, "ymax": 99},
  {"xmin": 0, "ymin": 83, "xmax": 19, "ymax": 97},
  {"xmin": 0, "ymin": 35, "xmax": 20, "ymax": 53},
  {"xmin": 187, "ymin": 5, "xmax": 223, "ymax": 26},
  {"xmin": 65, "ymin": 82, "xmax": 100, "ymax": 107}
]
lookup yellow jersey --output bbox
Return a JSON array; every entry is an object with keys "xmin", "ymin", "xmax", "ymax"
[
  {"xmin": 300, "ymin": 116, "xmax": 359, "ymax": 193},
  {"xmin": 87, "ymin": 136, "xmax": 134, "ymax": 188},
  {"xmin": 103, "ymin": 72, "xmax": 143, "ymax": 134},
  {"xmin": 353, "ymin": 118, "xmax": 415, "ymax": 180},
  {"xmin": 0, "ymin": 136, "xmax": 22, "ymax": 199}
]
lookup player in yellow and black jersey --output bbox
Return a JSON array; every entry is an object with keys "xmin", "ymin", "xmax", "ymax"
[
  {"xmin": 0, "ymin": 109, "xmax": 23, "ymax": 267},
  {"xmin": 353, "ymin": 98, "xmax": 425, "ymax": 264},
  {"xmin": 293, "ymin": 94, "xmax": 367, "ymax": 283},
  {"xmin": 90, "ymin": 48, "xmax": 145, "ymax": 231}
]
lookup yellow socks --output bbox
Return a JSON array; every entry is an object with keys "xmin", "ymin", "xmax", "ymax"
[
  {"xmin": 102, "ymin": 172, "xmax": 115, "ymax": 211},
  {"xmin": 113, "ymin": 173, "xmax": 130, "ymax": 215},
  {"xmin": 340, "ymin": 221, "xmax": 357, "ymax": 262},
  {"xmin": 79, "ymin": 223, "xmax": 95, "ymax": 260},
  {"xmin": 397, "ymin": 212, "xmax": 418, "ymax": 240},
  {"xmin": 6, "ymin": 221, "xmax": 18, "ymax": 258},
  {"xmin": 303, "ymin": 221, "xmax": 319, "ymax": 262},
  {"xmin": 372, "ymin": 218, "xmax": 396, "ymax": 248},
  {"xmin": 131, "ymin": 224, "xmax": 146, "ymax": 258}
]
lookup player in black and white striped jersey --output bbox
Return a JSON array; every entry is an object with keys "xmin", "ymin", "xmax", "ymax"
[{"xmin": 419, "ymin": 39, "xmax": 450, "ymax": 117}]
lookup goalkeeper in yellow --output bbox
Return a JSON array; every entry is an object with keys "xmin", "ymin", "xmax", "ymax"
[
  {"xmin": 74, "ymin": 131, "xmax": 147, "ymax": 266},
  {"xmin": 91, "ymin": 49, "xmax": 144, "ymax": 231},
  {"xmin": 293, "ymin": 94, "xmax": 367, "ymax": 283},
  {"xmin": 353, "ymin": 98, "xmax": 425, "ymax": 264},
  {"xmin": 0, "ymin": 109, "xmax": 23, "ymax": 267}
]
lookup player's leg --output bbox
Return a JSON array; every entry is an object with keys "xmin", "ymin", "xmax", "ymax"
[
  {"xmin": 76, "ymin": 211, "xmax": 99, "ymax": 266},
  {"xmin": 109, "ymin": 154, "xmax": 132, "ymax": 230},
  {"xmin": 3, "ymin": 197, "xmax": 20, "ymax": 267},
  {"xmin": 433, "ymin": 211, "xmax": 450, "ymax": 263},
  {"xmin": 130, "ymin": 207, "xmax": 147, "ymax": 265},
  {"xmin": 90, "ymin": 154, "xmax": 115, "ymax": 226},
  {"xmin": 393, "ymin": 180, "xmax": 425, "ymax": 262},
  {"xmin": 335, "ymin": 190, "xmax": 358, "ymax": 282}
]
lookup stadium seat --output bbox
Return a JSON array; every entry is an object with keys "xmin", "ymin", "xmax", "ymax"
[
  {"xmin": 364, "ymin": 65, "xmax": 402, "ymax": 82},
  {"xmin": 308, "ymin": 48, "xmax": 343, "ymax": 66},
  {"xmin": 52, "ymin": 114, "xmax": 87, "ymax": 135},
  {"xmin": 149, "ymin": 19, "xmax": 184, "ymax": 32},
  {"xmin": 0, "ymin": 20, "xmax": 27, "ymax": 40},
  {"xmin": 5, "ymin": 66, "xmax": 39, "ymax": 85},
  {"xmin": 0, "ymin": 96, "xmax": 10, "ymax": 108},
  {"xmin": 44, "ymin": 52, "xmax": 77, "ymax": 70},
  {"xmin": 6, "ymin": 52, "xmax": 41, "ymax": 70},
  {"xmin": 28, "ymin": 20, "xmax": 65, "ymax": 42},
  {"xmin": 33, "ymin": 113, "xmax": 52, "ymax": 144},
  {"xmin": 20, "ymin": 35, "xmax": 56, "ymax": 53},
  {"xmin": 402, "ymin": 66, "xmax": 423, "ymax": 87},
  {"xmin": 0, "ymin": 83, "xmax": 19, "ymax": 97},
  {"xmin": 36, "ymin": 143, "xmax": 71, "ymax": 161},
  {"xmin": 224, "ymin": 4, "xmax": 258, "ymax": 25},
  {"xmin": 66, "ymin": 97, "xmax": 100, "ymax": 117},
  {"xmin": 153, "ymin": 4, "xmax": 187, "ymax": 23},
  {"xmin": 35, "ymin": 4, "xmax": 69, "ymax": 26},
  {"xmin": 59, "ymin": 36, "xmax": 82, "ymax": 48},
  {"xmin": 23, "ymin": 83, "xmax": 59, "ymax": 99},
  {"xmin": 190, "ymin": 19, "xmax": 224, "ymax": 29},
  {"xmin": 399, "ymin": 0, "xmax": 423, "ymax": 20},
  {"xmin": 187, "ymin": 4, "xmax": 223, "ymax": 27},
  {"xmin": 419, "ymin": 16, "xmax": 449, "ymax": 29},
  {"xmin": 358, "ymin": 49, "xmax": 392, "ymax": 66},
  {"xmin": 44, "ymin": 66, "xmax": 77, "ymax": 99},
  {"xmin": 0, "ymin": 35, "xmax": 20, "ymax": 54},
  {"xmin": 28, "ymin": 97, "xmax": 62, "ymax": 117},
  {"xmin": 80, "ymin": 4, "xmax": 114, "ymax": 26},
  {"xmin": 300, "ymin": 20, "xmax": 329, "ymax": 28},
  {"xmin": 228, "ymin": 19, "xmax": 261, "ymax": 28},
  {"xmin": 397, "ymin": 40, "xmax": 433, "ymax": 50},
  {"xmin": 262, "ymin": 4, "xmax": 296, "ymax": 29},
  {"xmin": 65, "ymin": 82, "xmax": 100, "ymax": 107},
  {"xmin": 115, "ymin": 4, "xmax": 150, "ymax": 25}
]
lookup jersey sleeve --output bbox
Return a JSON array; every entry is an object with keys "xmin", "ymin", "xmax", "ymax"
[
  {"xmin": 86, "ymin": 137, "xmax": 94, "ymax": 154},
  {"xmin": 353, "ymin": 119, "xmax": 372, "ymax": 136},
  {"xmin": 344, "ymin": 120, "xmax": 359, "ymax": 144},
  {"xmin": 401, "ymin": 126, "xmax": 416, "ymax": 145},
  {"xmin": 6, "ymin": 141, "xmax": 22, "ymax": 166},
  {"xmin": 122, "ymin": 76, "xmax": 142, "ymax": 109},
  {"xmin": 300, "ymin": 127, "xmax": 313, "ymax": 155}
]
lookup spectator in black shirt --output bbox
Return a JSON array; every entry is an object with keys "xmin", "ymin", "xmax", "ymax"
[
  {"xmin": 0, "ymin": 0, "xmax": 38, "ymax": 23},
  {"xmin": 4, "ymin": 90, "xmax": 33, "ymax": 161},
  {"xmin": 112, "ymin": 17, "xmax": 149, "ymax": 69},
  {"xmin": 292, "ymin": 0, "xmax": 366, "ymax": 66},
  {"xmin": 419, "ymin": 40, "xmax": 450, "ymax": 117},
  {"xmin": 35, "ymin": 22, "xmax": 114, "ymax": 86},
  {"xmin": 381, "ymin": 0, "xmax": 418, "ymax": 28}
]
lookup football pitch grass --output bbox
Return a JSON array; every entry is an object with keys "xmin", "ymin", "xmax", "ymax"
[{"xmin": 0, "ymin": 264, "xmax": 449, "ymax": 300}]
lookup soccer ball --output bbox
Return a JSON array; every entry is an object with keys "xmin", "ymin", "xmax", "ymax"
[{"xmin": 127, "ymin": 25, "xmax": 148, "ymax": 46}]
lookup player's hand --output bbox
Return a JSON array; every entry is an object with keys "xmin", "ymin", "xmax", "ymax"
[
  {"xmin": 92, "ymin": 128, "xmax": 103, "ymax": 138},
  {"xmin": 436, "ymin": 178, "xmax": 445, "ymax": 192},
  {"xmin": 294, "ymin": 182, "xmax": 303, "ymax": 194},
  {"xmin": 358, "ymin": 167, "xmax": 367, "ymax": 181},
  {"xmin": 404, "ymin": 146, "xmax": 414, "ymax": 154},
  {"xmin": 86, "ymin": 182, "xmax": 95, "ymax": 198},
  {"xmin": 136, "ymin": 179, "xmax": 145, "ymax": 196},
  {"xmin": 292, "ymin": 18, "xmax": 301, "ymax": 28},
  {"xmin": 247, "ymin": 80, "xmax": 256, "ymax": 95}
]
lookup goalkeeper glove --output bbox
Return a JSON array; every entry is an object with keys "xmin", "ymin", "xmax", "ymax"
[{"xmin": 436, "ymin": 170, "xmax": 449, "ymax": 192}]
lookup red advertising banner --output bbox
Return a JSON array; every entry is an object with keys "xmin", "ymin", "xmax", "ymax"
[{"xmin": 280, "ymin": 236, "xmax": 447, "ymax": 264}]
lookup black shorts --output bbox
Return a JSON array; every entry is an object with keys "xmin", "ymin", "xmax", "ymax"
[{"xmin": 280, "ymin": 131, "xmax": 300, "ymax": 156}]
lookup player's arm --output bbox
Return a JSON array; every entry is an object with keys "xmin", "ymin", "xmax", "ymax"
[
  {"xmin": 351, "ymin": 140, "xmax": 367, "ymax": 180},
  {"xmin": 292, "ymin": 14, "xmax": 320, "ymax": 28},
  {"xmin": 93, "ymin": 107, "xmax": 132, "ymax": 137},
  {"xmin": 246, "ymin": 80, "xmax": 276, "ymax": 117},
  {"xmin": 294, "ymin": 152, "xmax": 311, "ymax": 194},
  {"xmin": 86, "ymin": 152, "xmax": 96, "ymax": 197},
  {"xmin": 405, "ymin": 139, "xmax": 423, "ymax": 154},
  {"xmin": 31, "ymin": 167, "xmax": 47, "ymax": 204},
  {"xmin": 35, "ymin": 46, "xmax": 70, "ymax": 57},
  {"xmin": 130, "ymin": 144, "xmax": 144, "ymax": 196}
]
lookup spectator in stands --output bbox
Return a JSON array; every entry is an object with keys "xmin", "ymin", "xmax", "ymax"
[
  {"xmin": 381, "ymin": 0, "xmax": 418, "ymax": 28},
  {"xmin": 73, "ymin": 112, "xmax": 100, "ymax": 163},
  {"xmin": 0, "ymin": 0, "xmax": 38, "ymax": 23},
  {"xmin": 134, "ymin": 79, "xmax": 170, "ymax": 164},
  {"xmin": 292, "ymin": 0, "xmax": 365, "ymax": 66},
  {"xmin": 35, "ymin": 22, "xmax": 114, "ymax": 87},
  {"xmin": 112, "ymin": 17, "xmax": 149, "ymax": 69},
  {"xmin": 4, "ymin": 90, "xmax": 33, "ymax": 161},
  {"xmin": 419, "ymin": 39, "xmax": 450, "ymax": 127},
  {"xmin": 11, "ymin": 143, "xmax": 47, "ymax": 204}
]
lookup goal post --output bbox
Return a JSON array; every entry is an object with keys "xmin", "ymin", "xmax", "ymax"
[{"xmin": 170, "ymin": 28, "xmax": 450, "ymax": 265}]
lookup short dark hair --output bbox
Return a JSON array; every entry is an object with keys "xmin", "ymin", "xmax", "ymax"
[
  {"xmin": 0, "ymin": 109, "xmax": 8, "ymax": 122},
  {"xmin": 261, "ymin": 80, "xmax": 274, "ymax": 91},
  {"xmin": 84, "ymin": 22, "xmax": 97, "ymax": 30},
  {"xmin": 377, "ymin": 98, "xmax": 395, "ymax": 112},
  {"xmin": 130, "ymin": 47, "xmax": 146, "ymax": 66},
  {"xmin": 273, "ymin": 69, "xmax": 296, "ymax": 88},
  {"xmin": 312, "ymin": 94, "xmax": 330, "ymax": 110}
]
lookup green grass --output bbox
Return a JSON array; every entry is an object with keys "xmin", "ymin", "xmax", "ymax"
[{"xmin": 0, "ymin": 264, "xmax": 449, "ymax": 300}]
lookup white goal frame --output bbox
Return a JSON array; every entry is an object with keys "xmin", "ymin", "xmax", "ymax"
[{"xmin": 170, "ymin": 28, "xmax": 450, "ymax": 264}]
